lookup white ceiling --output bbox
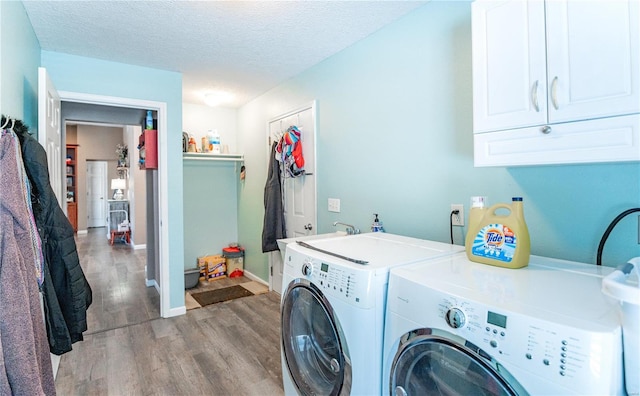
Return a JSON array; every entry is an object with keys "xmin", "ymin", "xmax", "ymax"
[{"xmin": 23, "ymin": 1, "xmax": 426, "ymax": 108}]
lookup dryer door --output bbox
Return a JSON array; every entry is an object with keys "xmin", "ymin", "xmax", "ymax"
[
  {"xmin": 390, "ymin": 328, "xmax": 527, "ymax": 396},
  {"xmin": 281, "ymin": 279, "xmax": 351, "ymax": 396}
]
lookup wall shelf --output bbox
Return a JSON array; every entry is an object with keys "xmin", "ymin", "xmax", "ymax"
[{"xmin": 183, "ymin": 153, "xmax": 244, "ymax": 162}]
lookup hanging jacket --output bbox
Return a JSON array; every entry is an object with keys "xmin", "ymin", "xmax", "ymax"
[
  {"xmin": 13, "ymin": 120, "xmax": 92, "ymax": 355},
  {"xmin": 0, "ymin": 129, "xmax": 56, "ymax": 395},
  {"xmin": 262, "ymin": 141, "xmax": 286, "ymax": 252}
]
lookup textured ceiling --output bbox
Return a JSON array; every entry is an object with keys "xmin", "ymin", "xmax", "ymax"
[{"xmin": 23, "ymin": 1, "xmax": 426, "ymax": 108}]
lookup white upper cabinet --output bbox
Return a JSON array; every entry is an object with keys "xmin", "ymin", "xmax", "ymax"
[
  {"xmin": 472, "ymin": 0, "xmax": 640, "ymax": 166},
  {"xmin": 472, "ymin": 0, "xmax": 547, "ymax": 133},
  {"xmin": 546, "ymin": 1, "xmax": 639, "ymax": 123}
]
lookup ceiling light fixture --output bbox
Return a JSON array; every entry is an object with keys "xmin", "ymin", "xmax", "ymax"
[{"xmin": 203, "ymin": 91, "xmax": 234, "ymax": 107}]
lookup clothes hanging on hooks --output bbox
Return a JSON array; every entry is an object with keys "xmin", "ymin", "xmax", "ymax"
[
  {"xmin": 275, "ymin": 125, "xmax": 305, "ymax": 178},
  {"xmin": 0, "ymin": 116, "xmax": 9, "ymax": 130},
  {"xmin": 262, "ymin": 141, "xmax": 286, "ymax": 252},
  {"xmin": 4, "ymin": 115, "xmax": 92, "ymax": 356},
  {"xmin": 269, "ymin": 130, "xmax": 284, "ymax": 146},
  {"xmin": 0, "ymin": 125, "xmax": 56, "ymax": 395}
]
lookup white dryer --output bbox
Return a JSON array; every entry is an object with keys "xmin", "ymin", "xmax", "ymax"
[
  {"xmin": 280, "ymin": 233, "xmax": 463, "ymax": 396},
  {"xmin": 383, "ymin": 252, "xmax": 625, "ymax": 395}
]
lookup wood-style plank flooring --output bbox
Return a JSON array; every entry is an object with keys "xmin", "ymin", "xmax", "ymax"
[{"xmin": 55, "ymin": 228, "xmax": 284, "ymax": 395}]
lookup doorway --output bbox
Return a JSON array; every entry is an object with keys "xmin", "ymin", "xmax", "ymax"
[
  {"xmin": 86, "ymin": 160, "xmax": 108, "ymax": 228},
  {"xmin": 57, "ymin": 91, "xmax": 171, "ymax": 318}
]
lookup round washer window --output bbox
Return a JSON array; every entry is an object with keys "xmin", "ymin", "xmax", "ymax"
[
  {"xmin": 281, "ymin": 280, "xmax": 350, "ymax": 396},
  {"xmin": 391, "ymin": 332, "xmax": 523, "ymax": 396}
]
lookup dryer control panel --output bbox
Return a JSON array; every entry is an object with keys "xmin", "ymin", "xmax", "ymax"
[{"xmin": 436, "ymin": 296, "xmax": 623, "ymax": 395}]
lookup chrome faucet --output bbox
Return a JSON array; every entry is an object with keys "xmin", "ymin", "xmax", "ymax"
[{"xmin": 333, "ymin": 221, "xmax": 360, "ymax": 235}]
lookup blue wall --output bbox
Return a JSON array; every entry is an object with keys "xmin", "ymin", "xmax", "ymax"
[
  {"xmin": 238, "ymin": 0, "xmax": 640, "ymax": 278},
  {"xmin": 41, "ymin": 51, "xmax": 186, "ymax": 311},
  {"xmin": 0, "ymin": 1, "xmax": 40, "ymax": 129},
  {"xmin": 183, "ymin": 160, "xmax": 239, "ymax": 269}
]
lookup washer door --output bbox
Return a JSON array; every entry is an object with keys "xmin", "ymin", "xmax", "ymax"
[
  {"xmin": 390, "ymin": 328, "xmax": 527, "ymax": 396},
  {"xmin": 281, "ymin": 279, "xmax": 351, "ymax": 396}
]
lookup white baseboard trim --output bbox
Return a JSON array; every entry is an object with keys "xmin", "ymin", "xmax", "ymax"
[
  {"xmin": 77, "ymin": 229, "xmax": 88, "ymax": 235},
  {"xmin": 244, "ymin": 270, "xmax": 269, "ymax": 286},
  {"xmin": 146, "ymin": 278, "xmax": 159, "ymax": 292},
  {"xmin": 145, "ymin": 279, "xmax": 180, "ymax": 315},
  {"xmin": 167, "ymin": 306, "xmax": 186, "ymax": 317},
  {"xmin": 133, "ymin": 243, "xmax": 146, "ymax": 250}
]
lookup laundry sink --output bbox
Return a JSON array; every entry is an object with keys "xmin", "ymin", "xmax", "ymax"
[{"xmin": 277, "ymin": 232, "xmax": 347, "ymax": 261}]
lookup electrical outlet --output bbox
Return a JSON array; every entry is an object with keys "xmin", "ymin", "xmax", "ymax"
[
  {"xmin": 451, "ymin": 204, "xmax": 464, "ymax": 226},
  {"xmin": 328, "ymin": 198, "xmax": 341, "ymax": 213}
]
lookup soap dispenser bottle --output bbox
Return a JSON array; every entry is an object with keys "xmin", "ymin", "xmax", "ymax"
[{"xmin": 371, "ymin": 213, "xmax": 385, "ymax": 232}]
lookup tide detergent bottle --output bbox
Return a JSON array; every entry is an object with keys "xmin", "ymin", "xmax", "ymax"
[{"xmin": 465, "ymin": 197, "xmax": 530, "ymax": 269}]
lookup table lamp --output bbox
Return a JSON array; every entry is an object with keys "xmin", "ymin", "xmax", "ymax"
[{"xmin": 111, "ymin": 178, "xmax": 126, "ymax": 200}]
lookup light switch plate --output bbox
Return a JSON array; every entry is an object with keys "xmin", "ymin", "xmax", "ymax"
[{"xmin": 328, "ymin": 198, "xmax": 341, "ymax": 213}]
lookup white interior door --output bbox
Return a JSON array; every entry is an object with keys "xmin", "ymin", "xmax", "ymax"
[
  {"xmin": 38, "ymin": 67, "xmax": 64, "ymax": 210},
  {"xmin": 86, "ymin": 161, "xmax": 108, "ymax": 228},
  {"xmin": 267, "ymin": 102, "xmax": 317, "ymax": 294}
]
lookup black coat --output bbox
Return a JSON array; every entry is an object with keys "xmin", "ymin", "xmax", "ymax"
[{"xmin": 13, "ymin": 121, "xmax": 92, "ymax": 355}]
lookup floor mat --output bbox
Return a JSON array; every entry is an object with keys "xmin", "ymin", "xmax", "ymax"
[{"xmin": 190, "ymin": 285, "xmax": 254, "ymax": 307}]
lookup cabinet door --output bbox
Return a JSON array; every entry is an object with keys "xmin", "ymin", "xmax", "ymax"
[
  {"xmin": 472, "ymin": 0, "xmax": 547, "ymax": 133},
  {"xmin": 546, "ymin": 0, "xmax": 640, "ymax": 123}
]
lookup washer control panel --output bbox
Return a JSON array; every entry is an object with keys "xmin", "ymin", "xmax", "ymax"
[{"xmin": 285, "ymin": 249, "xmax": 374, "ymax": 308}]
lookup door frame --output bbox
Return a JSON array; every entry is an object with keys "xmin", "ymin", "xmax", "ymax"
[
  {"xmin": 57, "ymin": 91, "xmax": 171, "ymax": 318},
  {"xmin": 266, "ymin": 100, "xmax": 318, "ymax": 293}
]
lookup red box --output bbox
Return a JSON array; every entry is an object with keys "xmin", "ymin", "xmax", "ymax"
[{"xmin": 139, "ymin": 129, "xmax": 158, "ymax": 169}]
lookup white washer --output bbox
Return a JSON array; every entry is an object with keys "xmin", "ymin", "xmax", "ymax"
[
  {"xmin": 383, "ymin": 252, "xmax": 625, "ymax": 395},
  {"xmin": 280, "ymin": 233, "xmax": 463, "ymax": 396}
]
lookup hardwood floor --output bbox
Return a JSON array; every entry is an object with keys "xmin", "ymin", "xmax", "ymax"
[{"xmin": 56, "ymin": 228, "xmax": 284, "ymax": 395}]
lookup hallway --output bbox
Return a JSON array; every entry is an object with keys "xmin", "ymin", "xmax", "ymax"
[
  {"xmin": 55, "ymin": 229, "xmax": 284, "ymax": 395},
  {"xmin": 78, "ymin": 229, "xmax": 160, "ymax": 335}
]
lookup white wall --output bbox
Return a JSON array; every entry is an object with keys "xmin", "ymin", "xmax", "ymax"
[{"xmin": 182, "ymin": 103, "xmax": 238, "ymax": 154}]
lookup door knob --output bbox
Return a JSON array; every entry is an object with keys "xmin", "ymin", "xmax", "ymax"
[{"xmin": 304, "ymin": 223, "xmax": 313, "ymax": 230}]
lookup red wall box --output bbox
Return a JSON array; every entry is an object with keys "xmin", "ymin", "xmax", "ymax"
[{"xmin": 138, "ymin": 129, "xmax": 158, "ymax": 169}]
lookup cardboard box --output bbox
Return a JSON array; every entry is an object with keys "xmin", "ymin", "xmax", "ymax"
[
  {"xmin": 197, "ymin": 258, "xmax": 207, "ymax": 281},
  {"xmin": 198, "ymin": 254, "xmax": 226, "ymax": 281}
]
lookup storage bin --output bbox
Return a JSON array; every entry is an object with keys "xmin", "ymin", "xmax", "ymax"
[
  {"xmin": 223, "ymin": 246, "xmax": 244, "ymax": 278},
  {"xmin": 184, "ymin": 268, "xmax": 200, "ymax": 289}
]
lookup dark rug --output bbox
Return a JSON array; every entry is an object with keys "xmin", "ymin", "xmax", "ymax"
[{"xmin": 190, "ymin": 285, "xmax": 254, "ymax": 307}]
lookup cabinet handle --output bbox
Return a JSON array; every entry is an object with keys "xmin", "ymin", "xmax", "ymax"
[
  {"xmin": 531, "ymin": 80, "xmax": 540, "ymax": 112},
  {"xmin": 551, "ymin": 76, "xmax": 559, "ymax": 110},
  {"xmin": 541, "ymin": 126, "xmax": 552, "ymax": 134}
]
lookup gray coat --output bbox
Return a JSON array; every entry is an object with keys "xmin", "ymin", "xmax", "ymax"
[
  {"xmin": 0, "ymin": 129, "xmax": 56, "ymax": 395},
  {"xmin": 262, "ymin": 142, "xmax": 286, "ymax": 252}
]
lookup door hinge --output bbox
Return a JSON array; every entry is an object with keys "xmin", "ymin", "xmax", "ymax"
[{"xmin": 270, "ymin": 266, "xmax": 273, "ymax": 276}]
